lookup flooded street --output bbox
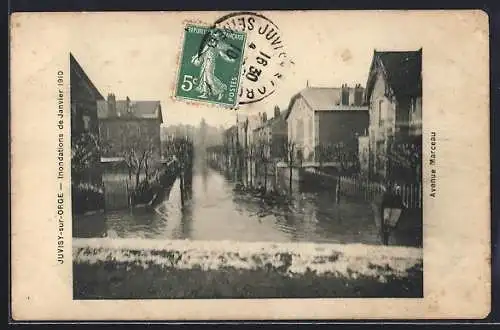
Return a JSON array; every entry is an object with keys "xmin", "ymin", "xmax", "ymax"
[{"xmin": 74, "ymin": 164, "xmax": 381, "ymax": 245}]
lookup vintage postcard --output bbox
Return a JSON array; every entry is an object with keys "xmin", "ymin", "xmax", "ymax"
[{"xmin": 10, "ymin": 10, "xmax": 490, "ymax": 320}]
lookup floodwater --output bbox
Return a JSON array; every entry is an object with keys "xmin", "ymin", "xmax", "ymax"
[{"xmin": 74, "ymin": 164, "xmax": 381, "ymax": 245}]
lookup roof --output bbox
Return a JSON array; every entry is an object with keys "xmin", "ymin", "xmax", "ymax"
[
  {"xmin": 365, "ymin": 49, "xmax": 422, "ymax": 101},
  {"xmin": 70, "ymin": 53, "xmax": 104, "ymax": 101},
  {"xmin": 252, "ymin": 109, "xmax": 289, "ymax": 131},
  {"xmin": 224, "ymin": 125, "xmax": 238, "ymax": 136},
  {"xmin": 281, "ymin": 107, "xmax": 291, "ymax": 119},
  {"xmin": 300, "ymin": 87, "xmax": 342, "ymax": 110},
  {"xmin": 285, "ymin": 87, "xmax": 367, "ymax": 120},
  {"xmin": 97, "ymin": 99, "xmax": 163, "ymax": 123}
]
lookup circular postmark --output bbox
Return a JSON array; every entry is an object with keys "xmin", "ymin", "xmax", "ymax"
[{"xmin": 200, "ymin": 12, "xmax": 293, "ymax": 106}]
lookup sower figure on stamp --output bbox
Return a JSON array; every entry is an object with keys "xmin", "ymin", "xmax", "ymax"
[
  {"xmin": 191, "ymin": 30, "xmax": 235, "ymax": 100},
  {"xmin": 380, "ymin": 182, "xmax": 407, "ymax": 245}
]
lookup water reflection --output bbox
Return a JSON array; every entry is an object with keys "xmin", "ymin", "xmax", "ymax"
[
  {"xmin": 201, "ymin": 163, "xmax": 208, "ymax": 195},
  {"xmin": 74, "ymin": 164, "xmax": 381, "ymax": 245}
]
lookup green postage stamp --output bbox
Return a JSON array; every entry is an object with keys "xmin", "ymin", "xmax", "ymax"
[{"xmin": 175, "ymin": 24, "xmax": 247, "ymax": 107}]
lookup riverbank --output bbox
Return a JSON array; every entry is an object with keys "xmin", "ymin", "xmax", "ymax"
[{"xmin": 73, "ymin": 238, "xmax": 423, "ymax": 299}]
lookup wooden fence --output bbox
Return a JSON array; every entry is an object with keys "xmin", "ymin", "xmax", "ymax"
[{"xmin": 339, "ymin": 176, "xmax": 422, "ymax": 209}]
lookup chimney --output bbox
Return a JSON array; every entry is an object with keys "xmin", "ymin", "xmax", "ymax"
[
  {"xmin": 262, "ymin": 112, "xmax": 267, "ymax": 122},
  {"xmin": 107, "ymin": 93, "xmax": 116, "ymax": 116},
  {"xmin": 354, "ymin": 84, "xmax": 364, "ymax": 106},
  {"xmin": 274, "ymin": 105, "xmax": 280, "ymax": 118},
  {"xmin": 341, "ymin": 84, "xmax": 349, "ymax": 106}
]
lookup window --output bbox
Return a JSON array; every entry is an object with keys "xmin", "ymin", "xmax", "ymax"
[
  {"xmin": 83, "ymin": 115, "xmax": 90, "ymax": 131},
  {"xmin": 378, "ymin": 100, "xmax": 383, "ymax": 126},
  {"xmin": 410, "ymin": 97, "xmax": 417, "ymax": 114}
]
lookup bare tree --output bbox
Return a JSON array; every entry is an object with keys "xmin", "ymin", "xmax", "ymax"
[
  {"xmin": 71, "ymin": 131, "xmax": 106, "ymax": 213},
  {"xmin": 315, "ymin": 143, "xmax": 331, "ymax": 172},
  {"xmin": 120, "ymin": 136, "xmax": 158, "ymax": 191},
  {"xmin": 243, "ymin": 118, "xmax": 249, "ymax": 186},
  {"xmin": 284, "ymin": 140, "xmax": 296, "ymax": 194},
  {"xmin": 386, "ymin": 140, "xmax": 421, "ymax": 183},
  {"xmin": 247, "ymin": 142, "xmax": 257, "ymax": 188},
  {"xmin": 314, "ymin": 142, "xmax": 360, "ymax": 175},
  {"xmin": 256, "ymin": 139, "xmax": 270, "ymax": 194},
  {"xmin": 71, "ymin": 131, "xmax": 102, "ymax": 185},
  {"xmin": 236, "ymin": 140, "xmax": 245, "ymax": 184},
  {"xmin": 167, "ymin": 136, "xmax": 194, "ymax": 207}
]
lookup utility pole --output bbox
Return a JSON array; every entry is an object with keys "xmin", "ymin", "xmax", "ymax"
[
  {"xmin": 236, "ymin": 113, "xmax": 241, "ymax": 183},
  {"xmin": 236, "ymin": 112, "xmax": 240, "ymax": 145},
  {"xmin": 244, "ymin": 117, "xmax": 248, "ymax": 186}
]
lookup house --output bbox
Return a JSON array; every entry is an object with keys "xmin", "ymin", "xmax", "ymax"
[
  {"xmin": 284, "ymin": 85, "xmax": 369, "ymax": 170},
  {"xmin": 97, "ymin": 94, "xmax": 163, "ymax": 160},
  {"xmin": 251, "ymin": 106, "xmax": 288, "ymax": 159},
  {"xmin": 235, "ymin": 113, "xmax": 258, "ymax": 151},
  {"xmin": 70, "ymin": 53, "xmax": 105, "ymax": 186},
  {"xmin": 224, "ymin": 125, "xmax": 239, "ymax": 152},
  {"xmin": 252, "ymin": 111, "xmax": 271, "ymax": 159},
  {"xmin": 269, "ymin": 106, "xmax": 288, "ymax": 160},
  {"xmin": 364, "ymin": 49, "xmax": 422, "ymax": 182},
  {"xmin": 223, "ymin": 125, "xmax": 239, "ymax": 167}
]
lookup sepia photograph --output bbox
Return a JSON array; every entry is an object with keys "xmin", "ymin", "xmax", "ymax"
[
  {"xmin": 70, "ymin": 12, "xmax": 423, "ymax": 299},
  {"xmin": 10, "ymin": 11, "xmax": 489, "ymax": 320}
]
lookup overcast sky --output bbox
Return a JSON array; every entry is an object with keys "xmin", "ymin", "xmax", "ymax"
[{"xmin": 68, "ymin": 11, "xmax": 426, "ymax": 128}]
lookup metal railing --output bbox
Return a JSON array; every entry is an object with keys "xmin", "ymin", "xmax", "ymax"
[{"xmin": 339, "ymin": 176, "xmax": 422, "ymax": 209}]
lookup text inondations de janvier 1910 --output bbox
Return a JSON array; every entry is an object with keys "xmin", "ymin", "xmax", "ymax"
[{"xmin": 56, "ymin": 70, "xmax": 65, "ymax": 265}]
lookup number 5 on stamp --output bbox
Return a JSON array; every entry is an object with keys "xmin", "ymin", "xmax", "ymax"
[{"xmin": 175, "ymin": 24, "xmax": 247, "ymax": 107}]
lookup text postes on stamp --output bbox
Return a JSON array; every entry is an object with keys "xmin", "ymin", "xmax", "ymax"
[
  {"xmin": 213, "ymin": 12, "xmax": 294, "ymax": 105},
  {"xmin": 175, "ymin": 24, "xmax": 247, "ymax": 108}
]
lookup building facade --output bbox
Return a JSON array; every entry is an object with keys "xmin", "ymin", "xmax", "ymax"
[
  {"xmin": 240, "ymin": 113, "xmax": 261, "ymax": 185},
  {"xmin": 270, "ymin": 106, "xmax": 288, "ymax": 160},
  {"xmin": 285, "ymin": 85, "xmax": 369, "ymax": 171},
  {"xmin": 223, "ymin": 125, "xmax": 239, "ymax": 168},
  {"xmin": 97, "ymin": 94, "xmax": 163, "ymax": 160},
  {"xmin": 252, "ymin": 111, "xmax": 271, "ymax": 160},
  {"xmin": 365, "ymin": 49, "xmax": 422, "ymax": 182},
  {"xmin": 70, "ymin": 53, "xmax": 105, "ymax": 186}
]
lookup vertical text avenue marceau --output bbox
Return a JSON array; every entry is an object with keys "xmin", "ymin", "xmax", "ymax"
[{"xmin": 430, "ymin": 131, "xmax": 437, "ymax": 198}]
